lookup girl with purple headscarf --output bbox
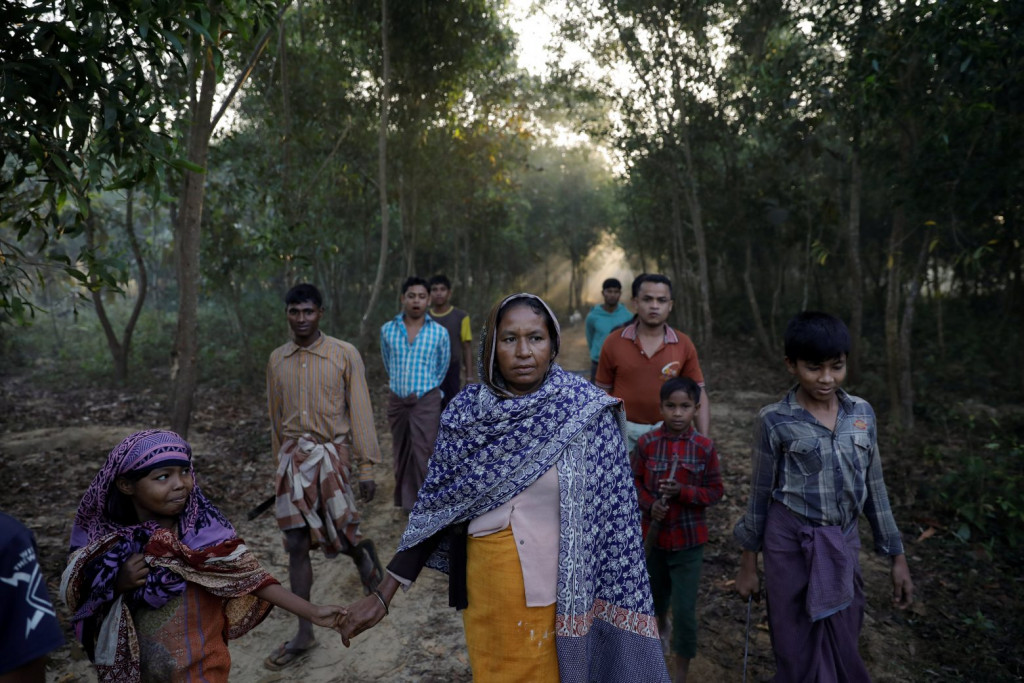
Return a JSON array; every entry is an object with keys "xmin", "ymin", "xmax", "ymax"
[{"xmin": 61, "ymin": 430, "xmax": 345, "ymax": 682}]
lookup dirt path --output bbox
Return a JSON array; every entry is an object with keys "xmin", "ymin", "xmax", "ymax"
[{"xmin": 1, "ymin": 329, "xmax": 921, "ymax": 682}]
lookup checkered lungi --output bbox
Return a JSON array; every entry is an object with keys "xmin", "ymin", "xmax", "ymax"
[{"xmin": 274, "ymin": 435, "xmax": 362, "ymax": 556}]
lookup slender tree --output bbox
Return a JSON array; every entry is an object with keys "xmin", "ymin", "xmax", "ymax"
[{"xmin": 360, "ymin": 0, "xmax": 392, "ymax": 341}]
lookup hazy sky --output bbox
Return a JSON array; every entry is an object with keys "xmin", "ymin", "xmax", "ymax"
[{"xmin": 507, "ymin": 0, "xmax": 557, "ymax": 76}]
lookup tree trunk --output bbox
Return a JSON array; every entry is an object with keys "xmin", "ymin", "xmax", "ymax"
[
  {"xmin": 359, "ymin": 0, "xmax": 391, "ymax": 341},
  {"xmin": 668, "ymin": 183, "xmax": 693, "ymax": 332},
  {"xmin": 679, "ymin": 134, "xmax": 713, "ymax": 344},
  {"xmin": 744, "ymin": 239, "xmax": 774, "ymax": 359},
  {"xmin": 802, "ymin": 222, "xmax": 812, "ymax": 312},
  {"xmin": 399, "ymin": 171, "xmax": 418, "ymax": 276},
  {"xmin": 278, "ymin": 13, "xmax": 293, "ymax": 174},
  {"xmin": 170, "ymin": 45, "xmax": 217, "ymax": 437},
  {"xmin": 1016, "ymin": 247, "xmax": 1024, "ymax": 393},
  {"xmin": 771, "ymin": 254, "xmax": 784, "ymax": 347},
  {"xmin": 930, "ymin": 253, "xmax": 945, "ymax": 359},
  {"xmin": 85, "ymin": 216, "xmax": 126, "ymax": 384},
  {"xmin": 569, "ymin": 255, "xmax": 585, "ymax": 313},
  {"xmin": 846, "ymin": 151, "xmax": 864, "ymax": 384},
  {"xmin": 87, "ymin": 189, "xmax": 148, "ymax": 384},
  {"xmin": 884, "ymin": 206, "xmax": 904, "ymax": 428},
  {"xmin": 228, "ymin": 278, "xmax": 255, "ymax": 375},
  {"xmin": 897, "ymin": 235, "xmax": 930, "ymax": 430},
  {"xmin": 119, "ymin": 188, "xmax": 148, "ymax": 379}
]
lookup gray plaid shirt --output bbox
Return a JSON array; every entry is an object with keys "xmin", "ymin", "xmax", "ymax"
[{"xmin": 733, "ymin": 387, "xmax": 905, "ymax": 556}]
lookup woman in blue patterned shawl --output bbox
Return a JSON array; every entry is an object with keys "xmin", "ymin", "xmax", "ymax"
[{"xmin": 340, "ymin": 293, "xmax": 669, "ymax": 682}]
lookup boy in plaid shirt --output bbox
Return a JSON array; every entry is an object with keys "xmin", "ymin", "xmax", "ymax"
[
  {"xmin": 633, "ymin": 376, "xmax": 723, "ymax": 683},
  {"xmin": 733, "ymin": 312, "xmax": 912, "ymax": 681}
]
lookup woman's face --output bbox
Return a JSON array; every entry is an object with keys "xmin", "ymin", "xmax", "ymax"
[{"xmin": 494, "ymin": 304, "xmax": 554, "ymax": 395}]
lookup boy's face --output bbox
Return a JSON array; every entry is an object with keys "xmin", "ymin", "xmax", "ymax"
[
  {"xmin": 634, "ymin": 282, "xmax": 673, "ymax": 327},
  {"xmin": 786, "ymin": 355, "xmax": 847, "ymax": 405},
  {"xmin": 402, "ymin": 285, "xmax": 430, "ymax": 319},
  {"xmin": 602, "ymin": 287, "xmax": 621, "ymax": 307},
  {"xmin": 429, "ymin": 283, "xmax": 451, "ymax": 309},
  {"xmin": 660, "ymin": 389, "xmax": 698, "ymax": 433}
]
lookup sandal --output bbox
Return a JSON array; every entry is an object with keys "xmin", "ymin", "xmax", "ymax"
[
  {"xmin": 263, "ymin": 640, "xmax": 319, "ymax": 671},
  {"xmin": 353, "ymin": 538, "xmax": 384, "ymax": 595}
]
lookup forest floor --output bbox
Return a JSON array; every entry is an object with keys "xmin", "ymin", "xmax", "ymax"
[{"xmin": 1, "ymin": 329, "xmax": 1022, "ymax": 682}]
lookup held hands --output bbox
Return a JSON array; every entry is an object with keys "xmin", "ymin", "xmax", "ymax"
[
  {"xmin": 115, "ymin": 553, "xmax": 149, "ymax": 594},
  {"xmin": 309, "ymin": 604, "xmax": 348, "ymax": 632},
  {"xmin": 651, "ymin": 499, "xmax": 669, "ymax": 522},
  {"xmin": 337, "ymin": 594, "xmax": 388, "ymax": 647}
]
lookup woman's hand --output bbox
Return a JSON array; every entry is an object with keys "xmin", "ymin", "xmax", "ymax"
[
  {"xmin": 651, "ymin": 499, "xmax": 669, "ymax": 522},
  {"xmin": 338, "ymin": 595, "xmax": 387, "ymax": 647},
  {"xmin": 115, "ymin": 553, "xmax": 149, "ymax": 594}
]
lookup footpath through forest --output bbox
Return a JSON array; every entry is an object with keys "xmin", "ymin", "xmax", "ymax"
[{"xmin": 1, "ymin": 325, "xmax": 1002, "ymax": 682}]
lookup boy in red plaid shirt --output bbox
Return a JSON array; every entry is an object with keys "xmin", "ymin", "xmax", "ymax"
[{"xmin": 633, "ymin": 376, "xmax": 724, "ymax": 683}]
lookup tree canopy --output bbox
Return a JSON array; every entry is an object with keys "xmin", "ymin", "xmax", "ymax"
[{"xmin": 3, "ymin": 0, "xmax": 1023, "ymax": 420}]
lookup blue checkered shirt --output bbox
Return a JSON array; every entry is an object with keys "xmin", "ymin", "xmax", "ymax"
[
  {"xmin": 380, "ymin": 314, "xmax": 450, "ymax": 398},
  {"xmin": 733, "ymin": 387, "xmax": 905, "ymax": 556}
]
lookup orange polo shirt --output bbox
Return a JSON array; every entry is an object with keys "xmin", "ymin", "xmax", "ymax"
[{"xmin": 595, "ymin": 322, "xmax": 705, "ymax": 424}]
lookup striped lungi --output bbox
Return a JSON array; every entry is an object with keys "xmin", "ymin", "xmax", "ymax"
[{"xmin": 274, "ymin": 435, "xmax": 361, "ymax": 556}]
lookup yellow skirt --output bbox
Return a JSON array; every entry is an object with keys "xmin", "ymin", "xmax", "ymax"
[{"xmin": 463, "ymin": 527, "xmax": 559, "ymax": 682}]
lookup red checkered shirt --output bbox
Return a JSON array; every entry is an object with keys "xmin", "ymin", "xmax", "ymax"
[{"xmin": 633, "ymin": 425, "xmax": 724, "ymax": 551}]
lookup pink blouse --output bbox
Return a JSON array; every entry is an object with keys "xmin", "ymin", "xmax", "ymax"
[
  {"xmin": 388, "ymin": 466, "xmax": 560, "ymax": 607},
  {"xmin": 467, "ymin": 466, "xmax": 560, "ymax": 607}
]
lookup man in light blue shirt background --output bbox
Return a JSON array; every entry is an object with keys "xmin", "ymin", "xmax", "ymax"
[
  {"xmin": 380, "ymin": 276, "xmax": 449, "ymax": 512},
  {"xmin": 585, "ymin": 278, "xmax": 634, "ymax": 382}
]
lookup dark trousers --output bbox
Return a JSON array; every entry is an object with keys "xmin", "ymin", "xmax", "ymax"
[{"xmin": 646, "ymin": 544, "xmax": 703, "ymax": 658}]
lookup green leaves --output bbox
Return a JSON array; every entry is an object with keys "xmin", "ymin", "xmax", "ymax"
[
  {"xmin": 1, "ymin": 0, "xmax": 277, "ymax": 324},
  {"xmin": 170, "ymin": 158, "xmax": 207, "ymax": 173}
]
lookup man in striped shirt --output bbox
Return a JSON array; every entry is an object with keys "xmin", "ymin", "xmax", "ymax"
[
  {"xmin": 380, "ymin": 276, "xmax": 450, "ymax": 512},
  {"xmin": 265, "ymin": 283, "xmax": 383, "ymax": 670}
]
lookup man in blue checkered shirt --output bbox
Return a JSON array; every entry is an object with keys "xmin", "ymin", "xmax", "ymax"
[{"xmin": 380, "ymin": 276, "xmax": 450, "ymax": 512}]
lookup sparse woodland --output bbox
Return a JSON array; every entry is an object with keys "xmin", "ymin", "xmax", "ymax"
[{"xmin": 2, "ymin": 1, "xmax": 1023, "ymax": 680}]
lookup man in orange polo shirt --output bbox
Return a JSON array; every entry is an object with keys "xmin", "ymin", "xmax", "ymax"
[{"xmin": 595, "ymin": 273, "xmax": 711, "ymax": 453}]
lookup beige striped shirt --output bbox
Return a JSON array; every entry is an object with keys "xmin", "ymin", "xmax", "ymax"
[{"xmin": 267, "ymin": 333, "xmax": 381, "ymax": 480}]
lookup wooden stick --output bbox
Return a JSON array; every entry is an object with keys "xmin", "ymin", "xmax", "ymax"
[{"xmin": 643, "ymin": 455, "xmax": 680, "ymax": 555}]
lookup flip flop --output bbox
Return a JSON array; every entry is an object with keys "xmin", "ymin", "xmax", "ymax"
[
  {"xmin": 263, "ymin": 640, "xmax": 319, "ymax": 671},
  {"xmin": 354, "ymin": 538, "xmax": 384, "ymax": 595}
]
